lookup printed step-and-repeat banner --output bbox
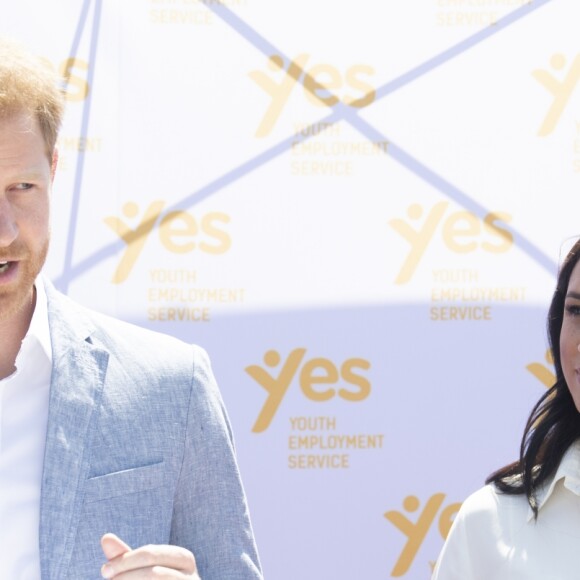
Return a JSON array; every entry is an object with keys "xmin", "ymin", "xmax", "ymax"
[{"xmin": 2, "ymin": 1, "xmax": 578, "ymax": 578}]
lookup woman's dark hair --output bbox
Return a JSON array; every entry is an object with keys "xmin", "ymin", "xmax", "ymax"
[{"xmin": 486, "ymin": 238, "xmax": 580, "ymax": 517}]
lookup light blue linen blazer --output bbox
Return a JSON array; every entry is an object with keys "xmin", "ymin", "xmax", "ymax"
[{"xmin": 38, "ymin": 281, "xmax": 262, "ymax": 579}]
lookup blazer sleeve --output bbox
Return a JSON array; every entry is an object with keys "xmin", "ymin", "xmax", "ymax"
[{"xmin": 169, "ymin": 345, "xmax": 263, "ymax": 580}]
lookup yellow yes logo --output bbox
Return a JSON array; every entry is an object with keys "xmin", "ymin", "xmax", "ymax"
[
  {"xmin": 385, "ymin": 493, "xmax": 461, "ymax": 577},
  {"xmin": 249, "ymin": 54, "xmax": 375, "ymax": 137},
  {"xmin": 246, "ymin": 348, "xmax": 371, "ymax": 432},
  {"xmin": 104, "ymin": 201, "xmax": 231, "ymax": 284},
  {"xmin": 388, "ymin": 202, "xmax": 513, "ymax": 284}
]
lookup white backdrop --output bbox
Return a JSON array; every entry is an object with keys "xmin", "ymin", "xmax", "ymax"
[{"xmin": 2, "ymin": 1, "xmax": 579, "ymax": 578}]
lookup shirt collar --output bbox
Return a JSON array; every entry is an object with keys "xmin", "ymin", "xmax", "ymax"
[
  {"xmin": 20, "ymin": 276, "xmax": 52, "ymax": 364},
  {"xmin": 527, "ymin": 440, "xmax": 580, "ymax": 521}
]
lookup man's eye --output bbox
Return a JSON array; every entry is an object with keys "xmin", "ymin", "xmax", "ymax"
[{"xmin": 14, "ymin": 183, "xmax": 34, "ymax": 190}]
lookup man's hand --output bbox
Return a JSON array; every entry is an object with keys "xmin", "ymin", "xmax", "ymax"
[{"xmin": 100, "ymin": 533, "xmax": 200, "ymax": 579}]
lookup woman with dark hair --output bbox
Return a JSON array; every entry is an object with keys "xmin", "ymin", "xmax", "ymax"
[{"xmin": 432, "ymin": 239, "xmax": 580, "ymax": 579}]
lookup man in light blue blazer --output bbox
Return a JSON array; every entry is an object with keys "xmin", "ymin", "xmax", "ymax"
[{"xmin": 0, "ymin": 39, "xmax": 262, "ymax": 579}]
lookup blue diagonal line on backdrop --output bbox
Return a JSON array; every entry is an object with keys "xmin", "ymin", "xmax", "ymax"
[
  {"xmin": 66, "ymin": 0, "xmax": 92, "ymax": 69},
  {"xmin": 385, "ymin": 141, "xmax": 556, "ymax": 275},
  {"xmin": 58, "ymin": 0, "xmax": 103, "ymax": 293},
  {"xmin": 202, "ymin": 0, "xmax": 280, "ymax": 58},
  {"xmin": 372, "ymin": 0, "xmax": 552, "ymax": 101}
]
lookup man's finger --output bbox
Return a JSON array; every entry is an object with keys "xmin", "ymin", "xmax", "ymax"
[
  {"xmin": 101, "ymin": 533, "xmax": 132, "ymax": 561},
  {"xmin": 100, "ymin": 543, "xmax": 197, "ymax": 578}
]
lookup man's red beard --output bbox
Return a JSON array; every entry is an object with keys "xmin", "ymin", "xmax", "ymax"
[{"xmin": 0, "ymin": 238, "xmax": 49, "ymax": 323}]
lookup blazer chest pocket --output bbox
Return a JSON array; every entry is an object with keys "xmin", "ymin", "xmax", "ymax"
[
  {"xmin": 68, "ymin": 462, "xmax": 171, "ymax": 578},
  {"xmin": 84, "ymin": 461, "xmax": 166, "ymax": 503}
]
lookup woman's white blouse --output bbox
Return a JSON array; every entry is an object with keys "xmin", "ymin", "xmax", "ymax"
[{"xmin": 433, "ymin": 441, "xmax": 580, "ymax": 579}]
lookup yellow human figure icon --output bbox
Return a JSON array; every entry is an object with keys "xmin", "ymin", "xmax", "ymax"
[
  {"xmin": 526, "ymin": 349, "xmax": 556, "ymax": 388},
  {"xmin": 532, "ymin": 53, "xmax": 580, "ymax": 136}
]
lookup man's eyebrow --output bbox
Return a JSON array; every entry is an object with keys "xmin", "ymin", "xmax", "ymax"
[
  {"xmin": 14, "ymin": 171, "xmax": 46, "ymax": 181},
  {"xmin": 566, "ymin": 291, "xmax": 580, "ymax": 300}
]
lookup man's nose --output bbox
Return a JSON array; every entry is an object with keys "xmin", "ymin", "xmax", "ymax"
[{"xmin": 0, "ymin": 197, "xmax": 19, "ymax": 247}]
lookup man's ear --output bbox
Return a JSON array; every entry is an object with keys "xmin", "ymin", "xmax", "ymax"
[{"xmin": 50, "ymin": 148, "xmax": 59, "ymax": 181}]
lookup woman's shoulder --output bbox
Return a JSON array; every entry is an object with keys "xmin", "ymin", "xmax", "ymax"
[
  {"xmin": 457, "ymin": 482, "xmax": 531, "ymax": 533},
  {"xmin": 432, "ymin": 485, "xmax": 530, "ymax": 579}
]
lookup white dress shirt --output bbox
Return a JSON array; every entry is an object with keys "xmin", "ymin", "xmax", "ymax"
[
  {"xmin": 433, "ymin": 440, "xmax": 580, "ymax": 579},
  {"xmin": 0, "ymin": 280, "xmax": 52, "ymax": 580}
]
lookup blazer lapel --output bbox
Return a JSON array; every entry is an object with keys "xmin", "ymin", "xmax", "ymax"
[{"xmin": 39, "ymin": 284, "xmax": 109, "ymax": 580}]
